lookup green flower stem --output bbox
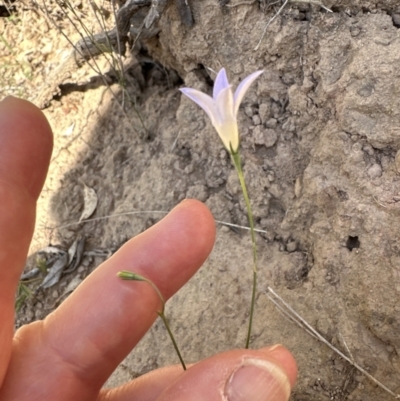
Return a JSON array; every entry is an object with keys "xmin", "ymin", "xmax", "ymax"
[
  {"xmin": 231, "ymin": 151, "xmax": 258, "ymax": 349},
  {"xmin": 157, "ymin": 311, "xmax": 187, "ymax": 370},
  {"xmin": 117, "ymin": 271, "xmax": 187, "ymax": 370}
]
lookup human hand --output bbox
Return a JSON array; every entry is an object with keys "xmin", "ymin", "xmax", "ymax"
[{"xmin": 0, "ymin": 97, "xmax": 297, "ymax": 401}]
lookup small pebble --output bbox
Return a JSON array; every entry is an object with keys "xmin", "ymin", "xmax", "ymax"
[
  {"xmin": 264, "ymin": 129, "xmax": 278, "ymax": 148},
  {"xmin": 367, "ymin": 163, "xmax": 382, "ymax": 179},
  {"xmin": 25, "ymin": 309, "xmax": 34, "ymax": 321},
  {"xmin": 258, "ymin": 103, "xmax": 270, "ymax": 124},
  {"xmin": 244, "ymin": 106, "xmax": 254, "ymax": 117},
  {"xmin": 352, "ymin": 142, "xmax": 363, "ymax": 152},
  {"xmin": 265, "ymin": 118, "xmax": 277, "ymax": 128},
  {"xmin": 184, "ymin": 164, "xmax": 194, "ymax": 174},
  {"xmin": 286, "ymin": 241, "xmax": 297, "ymax": 252},
  {"xmin": 252, "ymin": 114, "xmax": 261, "ymax": 126},
  {"xmin": 362, "ymin": 144, "xmax": 374, "ymax": 156},
  {"xmin": 253, "ymin": 126, "xmax": 265, "ymax": 145}
]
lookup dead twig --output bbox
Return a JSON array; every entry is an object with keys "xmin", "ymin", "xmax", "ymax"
[{"xmin": 264, "ymin": 287, "xmax": 400, "ymax": 399}]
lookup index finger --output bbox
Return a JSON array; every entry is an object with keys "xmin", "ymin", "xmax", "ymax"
[
  {"xmin": 0, "ymin": 97, "xmax": 53, "ymax": 385},
  {"xmin": 1, "ymin": 200, "xmax": 216, "ymax": 401}
]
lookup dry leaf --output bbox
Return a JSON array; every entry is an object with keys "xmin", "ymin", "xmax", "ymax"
[
  {"xmin": 79, "ymin": 184, "xmax": 98, "ymax": 222},
  {"xmin": 20, "ymin": 267, "xmax": 40, "ymax": 280},
  {"xmin": 40, "ymin": 251, "xmax": 68, "ymax": 289},
  {"xmin": 64, "ymin": 236, "xmax": 86, "ymax": 274}
]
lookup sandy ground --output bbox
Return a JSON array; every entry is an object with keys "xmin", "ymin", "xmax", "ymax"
[{"xmin": 1, "ymin": 1, "xmax": 400, "ymax": 399}]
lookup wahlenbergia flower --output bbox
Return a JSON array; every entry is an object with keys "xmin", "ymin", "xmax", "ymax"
[
  {"xmin": 180, "ymin": 68, "xmax": 264, "ymax": 349},
  {"xmin": 180, "ymin": 68, "xmax": 263, "ymax": 154}
]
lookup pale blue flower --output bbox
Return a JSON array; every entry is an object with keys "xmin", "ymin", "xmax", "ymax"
[{"xmin": 180, "ymin": 68, "xmax": 263, "ymax": 154}]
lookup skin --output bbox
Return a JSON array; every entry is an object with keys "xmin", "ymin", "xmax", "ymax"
[{"xmin": 0, "ymin": 97, "xmax": 297, "ymax": 401}]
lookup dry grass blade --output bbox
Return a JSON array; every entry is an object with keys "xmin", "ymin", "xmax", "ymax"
[
  {"xmin": 255, "ymin": 0, "xmax": 289, "ymax": 51},
  {"xmin": 254, "ymin": 0, "xmax": 332, "ymax": 51},
  {"xmin": 15, "ymin": 282, "xmax": 33, "ymax": 312},
  {"xmin": 44, "ymin": 209, "xmax": 270, "ymax": 236},
  {"xmin": 34, "ymin": 0, "xmax": 147, "ymax": 134},
  {"xmin": 264, "ymin": 287, "xmax": 400, "ymax": 399},
  {"xmin": 35, "ymin": 0, "xmax": 121, "ymax": 104}
]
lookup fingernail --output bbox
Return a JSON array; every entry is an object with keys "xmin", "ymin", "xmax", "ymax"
[
  {"xmin": 263, "ymin": 344, "xmax": 284, "ymax": 353},
  {"xmin": 225, "ymin": 358, "xmax": 291, "ymax": 401}
]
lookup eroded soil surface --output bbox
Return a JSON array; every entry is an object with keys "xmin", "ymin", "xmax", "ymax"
[{"xmin": 1, "ymin": 1, "xmax": 400, "ymax": 399}]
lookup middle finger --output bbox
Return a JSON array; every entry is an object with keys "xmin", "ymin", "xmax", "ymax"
[{"xmin": 0, "ymin": 200, "xmax": 215, "ymax": 401}]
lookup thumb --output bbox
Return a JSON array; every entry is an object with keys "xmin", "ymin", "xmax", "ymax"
[{"xmin": 157, "ymin": 345, "xmax": 297, "ymax": 401}]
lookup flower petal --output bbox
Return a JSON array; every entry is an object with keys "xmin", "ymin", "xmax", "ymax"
[
  {"xmin": 215, "ymin": 85, "xmax": 239, "ymax": 152},
  {"xmin": 180, "ymin": 88, "xmax": 217, "ymax": 125},
  {"xmin": 215, "ymin": 85, "xmax": 235, "ymax": 124},
  {"xmin": 215, "ymin": 121, "xmax": 239, "ymax": 153},
  {"xmin": 233, "ymin": 70, "xmax": 264, "ymax": 116},
  {"xmin": 213, "ymin": 68, "xmax": 230, "ymax": 100}
]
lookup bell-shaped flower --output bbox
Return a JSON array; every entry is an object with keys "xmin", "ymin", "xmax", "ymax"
[{"xmin": 180, "ymin": 68, "xmax": 263, "ymax": 154}]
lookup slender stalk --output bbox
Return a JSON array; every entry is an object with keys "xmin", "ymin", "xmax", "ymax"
[
  {"xmin": 117, "ymin": 271, "xmax": 187, "ymax": 370},
  {"xmin": 231, "ymin": 151, "xmax": 258, "ymax": 349},
  {"xmin": 158, "ymin": 312, "xmax": 187, "ymax": 370}
]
